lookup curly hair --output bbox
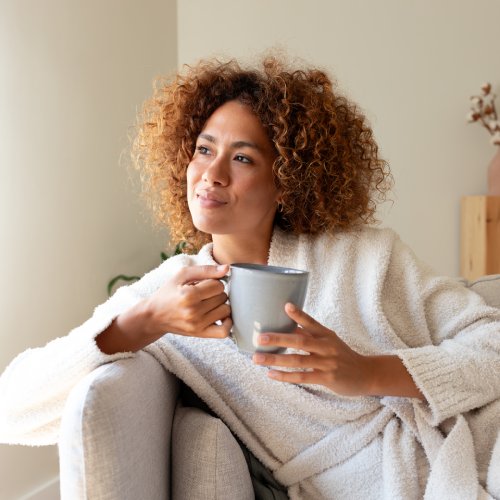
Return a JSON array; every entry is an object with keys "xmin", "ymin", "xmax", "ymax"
[{"xmin": 132, "ymin": 56, "xmax": 392, "ymax": 251}]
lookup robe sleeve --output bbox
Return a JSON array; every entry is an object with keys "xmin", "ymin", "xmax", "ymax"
[
  {"xmin": 0, "ymin": 255, "xmax": 187, "ymax": 445},
  {"xmin": 386, "ymin": 235, "xmax": 500, "ymax": 426}
]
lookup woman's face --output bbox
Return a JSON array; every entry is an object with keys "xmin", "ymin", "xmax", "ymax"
[{"xmin": 187, "ymin": 100, "xmax": 280, "ymax": 239}]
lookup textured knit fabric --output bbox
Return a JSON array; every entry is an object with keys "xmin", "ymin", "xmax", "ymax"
[
  {"xmin": 1, "ymin": 227, "xmax": 500, "ymax": 499},
  {"xmin": 58, "ymin": 351, "xmax": 179, "ymax": 500},
  {"xmin": 172, "ymin": 405, "xmax": 254, "ymax": 499},
  {"xmin": 180, "ymin": 382, "xmax": 289, "ymax": 498}
]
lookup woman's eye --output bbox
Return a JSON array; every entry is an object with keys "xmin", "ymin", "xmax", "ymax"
[
  {"xmin": 196, "ymin": 145, "xmax": 210, "ymax": 155},
  {"xmin": 234, "ymin": 154, "xmax": 251, "ymax": 164}
]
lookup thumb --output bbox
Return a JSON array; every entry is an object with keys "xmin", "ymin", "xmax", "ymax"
[
  {"xmin": 285, "ymin": 303, "xmax": 324, "ymax": 337},
  {"xmin": 177, "ymin": 264, "xmax": 229, "ymax": 285}
]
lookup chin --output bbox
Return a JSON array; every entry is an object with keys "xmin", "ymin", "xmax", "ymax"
[{"xmin": 191, "ymin": 217, "xmax": 229, "ymax": 236}]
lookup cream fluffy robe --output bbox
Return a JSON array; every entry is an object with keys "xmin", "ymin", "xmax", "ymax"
[{"xmin": 1, "ymin": 227, "xmax": 500, "ymax": 499}]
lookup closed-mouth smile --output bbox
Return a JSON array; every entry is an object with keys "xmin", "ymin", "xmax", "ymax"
[{"xmin": 196, "ymin": 191, "xmax": 227, "ymax": 207}]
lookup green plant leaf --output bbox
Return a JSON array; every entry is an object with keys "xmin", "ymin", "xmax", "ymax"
[
  {"xmin": 174, "ymin": 241, "xmax": 187, "ymax": 255},
  {"xmin": 107, "ymin": 274, "xmax": 141, "ymax": 297}
]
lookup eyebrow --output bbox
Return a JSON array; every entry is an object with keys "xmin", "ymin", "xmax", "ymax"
[{"xmin": 198, "ymin": 133, "xmax": 263, "ymax": 152}]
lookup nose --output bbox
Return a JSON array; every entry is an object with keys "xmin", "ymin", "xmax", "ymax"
[{"xmin": 202, "ymin": 155, "xmax": 229, "ymax": 186}]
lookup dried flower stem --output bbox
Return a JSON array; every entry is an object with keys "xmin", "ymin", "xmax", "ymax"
[{"xmin": 467, "ymin": 82, "xmax": 500, "ymax": 146}]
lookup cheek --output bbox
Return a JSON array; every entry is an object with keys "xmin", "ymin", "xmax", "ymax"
[
  {"xmin": 243, "ymin": 183, "xmax": 279, "ymax": 211},
  {"xmin": 254, "ymin": 175, "xmax": 279, "ymax": 203}
]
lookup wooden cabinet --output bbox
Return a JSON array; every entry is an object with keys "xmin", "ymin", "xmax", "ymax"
[{"xmin": 461, "ymin": 196, "xmax": 500, "ymax": 280}]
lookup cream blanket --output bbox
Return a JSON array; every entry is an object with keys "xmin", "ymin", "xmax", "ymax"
[{"xmin": 1, "ymin": 227, "xmax": 500, "ymax": 499}]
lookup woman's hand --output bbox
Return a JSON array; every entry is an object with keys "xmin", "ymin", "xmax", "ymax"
[
  {"xmin": 145, "ymin": 264, "xmax": 232, "ymax": 339},
  {"xmin": 252, "ymin": 303, "xmax": 424, "ymax": 400},
  {"xmin": 97, "ymin": 265, "xmax": 231, "ymax": 355}
]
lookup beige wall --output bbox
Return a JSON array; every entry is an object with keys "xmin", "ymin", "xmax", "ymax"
[
  {"xmin": 178, "ymin": 0, "xmax": 500, "ymax": 276},
  {"xmin": 0, "ymin": 0, "xmax": 177, "ymax": 498}
]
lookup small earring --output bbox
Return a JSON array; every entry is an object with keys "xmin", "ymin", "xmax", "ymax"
[{"xmin": 277, "ymin": 201, "xmax": 283, "ymax": 212}]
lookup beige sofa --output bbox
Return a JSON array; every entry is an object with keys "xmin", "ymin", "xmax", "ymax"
[{"xmin": 58, "ymin": 275, "xmax": 500, "ymax": 499}]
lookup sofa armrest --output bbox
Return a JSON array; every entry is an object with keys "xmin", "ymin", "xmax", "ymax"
[
  {"xmin": 59, "ymin": 350, "xmax": 179, "ymax": 500},
  {"xmin": 465, "ymin": 274, "xmax": 500, "ymax": 309}
]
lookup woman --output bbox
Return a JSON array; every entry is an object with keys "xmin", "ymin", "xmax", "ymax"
[{"xmin": 1, "ymin": 56, "xmax": 499, "ymax": 499}]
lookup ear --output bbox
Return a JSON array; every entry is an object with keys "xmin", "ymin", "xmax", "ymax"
[
  {"xmin": 275, "ymin": 187, "xmax": 283, "ymax": 204},
  {"xmin": 275, "ymin": 191, "xmax": 284, "ymax": 213}
]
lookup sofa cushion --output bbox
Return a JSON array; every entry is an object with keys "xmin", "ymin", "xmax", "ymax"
[
  {"xmin": 171, "ymin": 405, "xmax": 254, "ymax": 500},
  {"xmin": 460, "ymin": 274, "xmax": 500, "ymax": 309},
  {"xmin": 59, "ymin": 352, "xmax": 179, "ymax": 500}
]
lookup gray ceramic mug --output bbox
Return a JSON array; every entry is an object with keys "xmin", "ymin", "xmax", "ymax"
[{"xmin": 227, "ymin": 263, "xmax": 309, "ymax": 353}]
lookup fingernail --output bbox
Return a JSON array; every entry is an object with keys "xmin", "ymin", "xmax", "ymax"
[
  {"xmin": 253, "ymin": 353, "xmax": 265, "ymax": 363},
  {"xmin": 286, "ymin": 303, "xmax": 296, "ymax": 312},
  {"xmin": 217, "ymin": 265, "xmax": 227, "ymax": 271},
  {"xmin": 259, "ymin": 334, "xmax": 270, "ymax": 344}
]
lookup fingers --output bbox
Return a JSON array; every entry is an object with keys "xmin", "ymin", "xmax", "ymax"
[
  {"xmin": 252, "ymin": 349, "xmax": 335, "ymax": 387},
  {"xmin": 256, "ymin": 331, "xmax": 328, "ymax": 354},
  {"xmin": 176, "ymin": 264, "xmax": 229, "ymax": 286},
  {"xmin": 266, "ymin": 369, "xmax": 325, "ymax": 386},
  {"xmin": 201, "ymin": 317, "xmax": 233, "ymax": 339},
  {"xmin": 285, "ymin": 303, "xmax": 323, "ymax": 335},
  {"xmin": 201, "ymin": 302, "xmax": 231, "ymax": 328},
  {"xmin": 176, "ymin": 266, "xmax": 228, "ymax": 305},
  {"xmin": 149, "ymin": 264, "xmax": 231, "ymax": 340},
  {"xmin": 174, "ymin": 298, "xmax": 230, "ymax": 335},
  {"xmin": 253, "ymin": 352, "xmax": 330, "ymax": 371},
  {"xmin": 179, "ymin": 280, "xmax": 228, "ymax": 322},
  {"xmin": 196, "ymin": 292, "xmax": 229, "ymax": 316},
  {"xmin": 191, "ymin": 277, "xmax": 226, "ymax": 300}
]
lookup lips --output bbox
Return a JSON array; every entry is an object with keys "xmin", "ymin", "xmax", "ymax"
[{"xmin": 196, "ymin": 190, "xmax": 227, "ymax": 208}]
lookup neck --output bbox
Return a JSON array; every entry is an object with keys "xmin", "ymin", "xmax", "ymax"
[{"xmin": 211, "ymin": 231, "xmax": 274, "ymax": 265}]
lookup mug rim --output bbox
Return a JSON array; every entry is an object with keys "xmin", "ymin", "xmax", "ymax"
[{"xmin": 230, "ymin": 263, "xmax": 308, "ymax": 275}]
